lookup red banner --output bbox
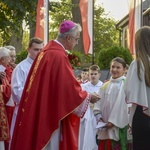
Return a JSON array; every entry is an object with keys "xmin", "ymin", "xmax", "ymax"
[
  {"xmin": 128, "ymin": 0, "xmax": 142, "ymax": 55},
  {"xmin": 35, "ymin": 0, "xmax": 44, "ymax": 41},
  {"xmin": 79, "ymin": 0, "xmax": 93, "ymax": 54}
]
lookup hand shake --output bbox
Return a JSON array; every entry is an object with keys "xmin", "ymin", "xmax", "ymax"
[{"xmin": 90, "ymin": 92, "xmax": 100, "ymax": 104}]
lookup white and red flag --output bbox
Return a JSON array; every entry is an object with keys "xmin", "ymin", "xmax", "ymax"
[
  {"xmin": 79, "ymin": 0, "xmax": 93, "ymax": 54},
  {"xmin": 35, "ymin": 0, "xmax": 44, "ymax": 41},
  {"xmin": 128, "ymin": 0, "xmax": 142, "ymax": 55}
]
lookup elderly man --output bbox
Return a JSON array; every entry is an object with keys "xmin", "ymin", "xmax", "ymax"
[
  {"xmin": 0, "ymin": 47, "xmax": 11, "ymax": 150},
  {"xmin": 10, "ymin": 20, "xmax": 100, "ymax": 150},
  {"xmin": 4, "ymin": 46, "xmax": 16, "ymax": 69},
  {"xmin": 0, "ymin": 45, "xmax": 16, "ymax": 84}
]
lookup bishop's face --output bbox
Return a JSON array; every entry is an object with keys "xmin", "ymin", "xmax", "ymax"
[{"xmin": 66, "ymin": 32, "xmax": 80, "ymax": 50}]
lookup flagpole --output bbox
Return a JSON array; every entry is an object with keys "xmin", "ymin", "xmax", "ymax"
[
  {"xmin": 92, "ymin": 0, "xmax": 94, "ymax": 65},
  {"xmin": 44, "ymin": 0, "xmax": 49, "ymax": 44},
  {"xmin": 141, "ymin": 0, "xmax": 143, "ymax": 27}
]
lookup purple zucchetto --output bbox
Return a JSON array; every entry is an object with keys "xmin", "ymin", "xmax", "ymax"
[{"xmin": 59, "ymin": 20, "xmax": 75, "ymax": 33}]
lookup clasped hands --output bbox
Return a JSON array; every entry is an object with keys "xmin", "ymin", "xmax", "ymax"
[{"xmin": 0, "ymin": 72, "xmax": 6, "ymax": 80}]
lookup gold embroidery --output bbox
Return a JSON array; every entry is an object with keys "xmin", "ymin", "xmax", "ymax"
[
  {"xmin": 17, "ymin": 52, "xmax": 44, "ymax": 127},
  {"xmin": 26, "ymin": 52, "xmax": 44, "ymax": 93},
  {"xmin": 0, "ymin": 89, "xmax": 9, "ymax": 140}
]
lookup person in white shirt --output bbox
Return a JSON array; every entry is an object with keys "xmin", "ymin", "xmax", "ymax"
[
  {"xmin": 7, "ymin": 37, "xmax": 44, "ymax": 149},
  {"xmin": 79, "ymin": 65, "xmax": 103, "ymax": 150}
]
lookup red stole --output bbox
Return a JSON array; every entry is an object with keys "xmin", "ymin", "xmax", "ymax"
[{"xmin": 0, "ymin": 89, "xmax": 10, "ymax": 141}]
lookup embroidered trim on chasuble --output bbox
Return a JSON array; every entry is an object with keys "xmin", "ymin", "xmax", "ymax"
[
  {"xmin": 18, "ymin": 52, "xmax": 44, "ymax": 126},
  {"xmin": 26, "ymin": 52, "xmax": 44, "ymax": 93},
  {"xmin": 0, "ymin": 88, "xmax": 9, "ymax": 140}
]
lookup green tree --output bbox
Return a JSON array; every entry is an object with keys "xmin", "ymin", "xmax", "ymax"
[
  {"xmin": 49, "ymin": 1, "xmax": 72, "ymax": 40},
  {"xmin": 0, "ymin": 0, "xmax": 37, "ymax": 52},
  {"xmin": 49, "ymin": 1, "xmax": 119, "ymax": 64},
  {"xmin": 93, "ymin": 5, "xmax": 119, "ymax": 63},
  {"xmin": 0, "ymin": 0, "xmax": 119, "ymax": 64},
  {"xmin": 49, "ymin": 1, "xmax": 84, "ymax": 53}
]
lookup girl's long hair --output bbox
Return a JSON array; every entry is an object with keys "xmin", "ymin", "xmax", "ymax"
[{"xmin": 135, "ymin": 26, "xmax": 150, "ymax": 86}]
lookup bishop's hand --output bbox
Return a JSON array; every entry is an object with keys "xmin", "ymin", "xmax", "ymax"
[{"xmin": 90, "ymin": 92, "xmax": 100, "ymax": 104}]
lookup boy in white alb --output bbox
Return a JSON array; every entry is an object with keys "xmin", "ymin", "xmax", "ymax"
[
  {"xmin": 79, "ymin": 65, "xmax": 103, "ymax": 150},
  {"xmin": 80, "ymin": 67, "xmax": 89, "ymax": 84}
]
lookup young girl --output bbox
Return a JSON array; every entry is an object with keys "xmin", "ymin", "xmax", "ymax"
[
  {"xmin": 94, "ymin": 57, "xmax": 131, "ymax": 150},
  {"xmin": 124, "ymin": 26, "xmax": 150, "ymax": 150}
]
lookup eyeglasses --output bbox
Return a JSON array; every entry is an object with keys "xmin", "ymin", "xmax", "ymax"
[{"xmin": 70, "ymin": 36, "xmax": 80, "ymax": 42}]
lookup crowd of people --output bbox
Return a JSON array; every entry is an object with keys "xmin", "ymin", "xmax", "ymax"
[{"xmin": 0, "ymin": 20, "xmax": 149, "ymax": 150}]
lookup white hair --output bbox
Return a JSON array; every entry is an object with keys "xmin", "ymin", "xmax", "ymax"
[
  {"xmin": 0, "ymin": 47, "xmax": 11, "ymax": 59},
  {"xmin": 4, "ymin": 45, "xmax": 15, "ymax": 51}
]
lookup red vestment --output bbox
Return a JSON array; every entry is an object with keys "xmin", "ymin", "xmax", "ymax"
[
  {"xmin": 2, "ymin": 66, "xmax": 14, "ymax": 150},
  {"xmin": 1, "ymin": 65, "xmax": 13, "ymax": 104},
  {"xmin": 5, "ymin": 66, "xmax": 13, "ymax": 84},
  {"xmin": 2, "ymin": 66, "xmax": 14, "ymax": 126},
  {"xmin": 1, "ymin": 78, "xmax": 11, "ymax": 104},
  {"xmin": 10, "ymin": 40, "xmax": 87, "ymax": 150}
]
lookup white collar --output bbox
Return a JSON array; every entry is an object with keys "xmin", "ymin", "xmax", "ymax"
[{"xmin": 54, "ymin": 39, "xmax": 65, "ymax": 51}]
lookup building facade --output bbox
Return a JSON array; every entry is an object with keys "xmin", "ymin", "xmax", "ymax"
[{"xmin": 116, "ymin": 0, "xmax": 150, "ymax": 53}]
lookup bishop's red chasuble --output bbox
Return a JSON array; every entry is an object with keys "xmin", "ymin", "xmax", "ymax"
[{"xmin": 10, "ymin": 40, "xmax": 87, "ymax": 150}]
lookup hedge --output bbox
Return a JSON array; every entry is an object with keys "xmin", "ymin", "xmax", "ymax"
[{"xmin": 98, "ymin": 46, "xmax": 133, "ymax": 69}]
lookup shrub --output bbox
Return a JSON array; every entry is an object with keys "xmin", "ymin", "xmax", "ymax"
[
  {"xmin": 98, "ymin": 46, "xmax": 133, "ymax": 69},
  {"xmin": 15, "ymin": 50, "xmax": 28, "ymax": 64}
]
